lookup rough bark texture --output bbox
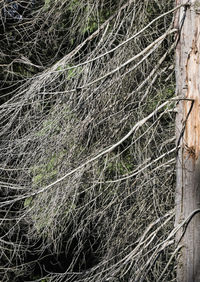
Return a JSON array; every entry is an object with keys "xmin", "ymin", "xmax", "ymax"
[{"xmin": 175, "ymin": 0, "xmax": 200, "ymax": 281}]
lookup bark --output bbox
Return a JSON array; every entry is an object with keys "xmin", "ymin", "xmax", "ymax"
[{"xmin": 175, "ymin": 1, "xmax": 200, "ymax": 281}]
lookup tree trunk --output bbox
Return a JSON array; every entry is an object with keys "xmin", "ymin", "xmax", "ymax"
[{"xmin": 175, "ymin": 1, "xmax": 200, "ymax": 281}]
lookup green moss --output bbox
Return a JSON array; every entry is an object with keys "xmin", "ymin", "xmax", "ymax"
[
  {"xmin": 80, "ymin": 9, "xmax": 111, "ymax": 35},
  {"xmin": 105, "ymin": 154, "xmax": 134, "ymax": 180},
  {"xmin": 147, "ymin": 84, "xmax": 175, "ymax": 114},
  {"xmin": 33, "ymin": 212, "xmax": 52, "ymax": 233},
  {"xmin": 36, "ymin": 118, "xmax": 60, "ymax": 137},
  {"xmin": 32, "ymin": 173, "xmax": 45, "ymax": 185},
  {"xmin": 81, "ymin": 20, "xmax": 98, "ymax": 34},
  {"xmin": 43, "ymin": 0, "xmax": 52, "ymax": 10},
  {"xmin": 36, "ymin": 103, "xmax": 76, "ymax": 137},
  {"xmin": 30, "ymin": 152, "xmax": 65, "ymax": 187},
  {"xmin": 24, "ymin": 197, "xmax": 33, "ymax": 207},
  {"xmin": 56, "ymin": 64, "xmax": 82, "ymax": 80},
  {"xmin": 68, "ymin": 0, "xmax": 81, "ymax": 12},
  {"xmin": 33, "ymin": 169, "xmax": 58, "ymax": 185},
  {"xmin": 67, "ymin": 66, "xmax": 80, "ymax": 80}
]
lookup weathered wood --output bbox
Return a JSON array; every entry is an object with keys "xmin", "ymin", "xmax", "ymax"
[{"xmin": 175, "ymin": 0, "xmax": 200, "ymax": 281}]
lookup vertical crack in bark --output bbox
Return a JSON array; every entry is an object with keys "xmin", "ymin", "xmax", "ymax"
[{"xmin": 184, "ymin": 15, "xmax": 200, "ymax": 159}]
